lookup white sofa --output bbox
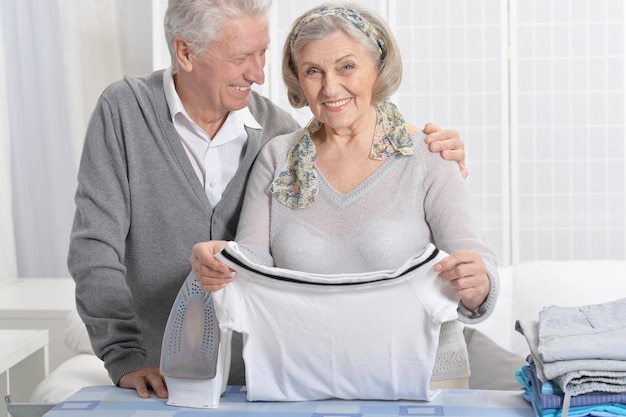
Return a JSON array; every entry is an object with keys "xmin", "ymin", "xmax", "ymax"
[{"xmin": 31, "ymin": 259, "xmax": 626, "ymax": 403}]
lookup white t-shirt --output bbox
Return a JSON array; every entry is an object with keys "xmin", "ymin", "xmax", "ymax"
[{"xmin": 214, "ymin": 242, "xmax": 460, "ymax": 402}]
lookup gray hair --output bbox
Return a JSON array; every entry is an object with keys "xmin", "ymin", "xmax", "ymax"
[
  {"xmin": 282, "ymin": 2, "xmax": 402, "ymax": 108},
  {"xmin": 164, "ymin": 0, "xmax": 272, "ymax": 73}
]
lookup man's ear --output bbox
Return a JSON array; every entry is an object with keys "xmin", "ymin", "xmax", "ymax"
[{"xmin": 174, "ymin": 37, "xmax": 194, "ymax": 72}]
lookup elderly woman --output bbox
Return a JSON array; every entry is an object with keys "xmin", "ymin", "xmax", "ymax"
[{"xmin": 192, "ymin": 2, "xmax": 499, "ymax": 391}]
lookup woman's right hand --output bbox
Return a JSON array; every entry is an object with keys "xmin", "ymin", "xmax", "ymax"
[{"xmin": 190, "ymin": 240, "xmax": 235, "ymax": 292}]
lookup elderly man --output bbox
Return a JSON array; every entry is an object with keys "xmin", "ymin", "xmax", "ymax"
[{"xmin": 68, "ymin": 0, "xmax": 467, "ymax": 399}]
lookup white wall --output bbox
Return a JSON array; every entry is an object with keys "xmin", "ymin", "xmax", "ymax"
[{"xmin": 0, "ymin": 1, "xmax": 18, "ymax": 281}]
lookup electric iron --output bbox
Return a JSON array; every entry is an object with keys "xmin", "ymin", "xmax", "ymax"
[{"xmin": 160, "ymin": 271, "xmax": 231, "ymax": 408}]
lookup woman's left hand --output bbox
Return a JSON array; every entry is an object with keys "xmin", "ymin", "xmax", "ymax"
[{"xmin": 433, "ymin": 250, "xmax": 490, "ymax": 312}]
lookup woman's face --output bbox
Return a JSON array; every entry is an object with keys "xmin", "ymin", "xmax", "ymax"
[{"xmin": 296, "ymin": 30, "xmax": 379, "ymax": 133}]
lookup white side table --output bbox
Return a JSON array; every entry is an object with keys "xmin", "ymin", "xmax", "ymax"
[
  {"xmin": 0, "ymin": 329, "xmax": 49, "ymax": 417},
  {"xmin": 0, "ymin": 279, "xmax": 75, "ymax": 372}
]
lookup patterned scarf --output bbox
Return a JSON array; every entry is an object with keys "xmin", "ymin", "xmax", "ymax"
[{"xmin": 269, "ymin": 100, "xmax": 413, "ymax": 209}]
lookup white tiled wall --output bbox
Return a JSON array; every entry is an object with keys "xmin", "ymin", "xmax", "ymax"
[{"xmin": 511, "ymin": 0, "xmax": 625, "ymax": 262}]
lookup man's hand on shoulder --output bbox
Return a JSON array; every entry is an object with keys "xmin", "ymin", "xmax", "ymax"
[{"xmin": 423, "ymin": 123, "xmax": 468, "ymax": 179}]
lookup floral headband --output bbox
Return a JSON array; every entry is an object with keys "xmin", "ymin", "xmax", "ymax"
[{"xmin": 290, "ymin": 6, "xmax": 385, "ymax": 57}]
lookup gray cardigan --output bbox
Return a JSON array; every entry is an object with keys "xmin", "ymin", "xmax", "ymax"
[{"xmin": 68, "ymin": 70, "xmax": 299, "ymax": 384}]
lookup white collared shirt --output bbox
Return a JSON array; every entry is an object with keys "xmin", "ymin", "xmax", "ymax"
[{"xmin": 163, "ymin": 67, "xmax": 262, "ymax": 207}]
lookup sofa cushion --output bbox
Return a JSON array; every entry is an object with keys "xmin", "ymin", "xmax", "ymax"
[
  {"xmin": 465, "ymin": 327, "xmax": 526, "ymax": 391},
  {"xmin": 64, "ymin": 308, "xmax": 95, "ymax": 355}
]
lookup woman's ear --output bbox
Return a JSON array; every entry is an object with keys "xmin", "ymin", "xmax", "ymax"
[{"xmin": 173, "ymin": 37, "xmax": 194, "ymax": 72}]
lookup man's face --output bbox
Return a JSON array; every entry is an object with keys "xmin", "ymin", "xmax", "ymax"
[{"xmin": 189, "ymin": 15, "xmax": 269, "ymax": 115}]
